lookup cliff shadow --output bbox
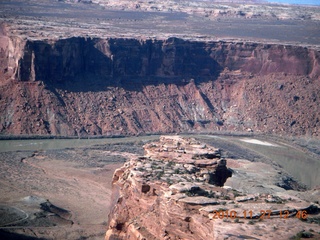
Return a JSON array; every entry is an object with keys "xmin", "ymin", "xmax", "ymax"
[{"xmin": 25, "ymin": 37, "xmax": 223, "ymax": 92}]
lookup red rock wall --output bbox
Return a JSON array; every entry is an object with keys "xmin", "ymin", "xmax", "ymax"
[
  {"xmin": 212, "ymin": 42, "xmax": 320, "ymax": 77},
  {"xmin": 0, "ymin": 36, "xmax": 319, "ymax": 136},
  {"xmin": 10, "ymin": 38, "xmax": 320, "ymax": 83},
  {"xmin": 0, "ymin": 24, "xmax": 26, "ymax": 81}
]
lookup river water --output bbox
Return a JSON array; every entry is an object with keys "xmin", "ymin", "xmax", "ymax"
[
  {"xmin": 0, "ymin": 134, "xmax": 319, "ymax": 188},
  {"xmin": 0, "ymin": 136, "xmax": 159, "ymax": 153},
  {"xmin": 199, "ymin": 135, "xmax": 320, "ymax": 189}
]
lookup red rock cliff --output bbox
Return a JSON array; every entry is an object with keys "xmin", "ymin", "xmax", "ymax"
[
  {"xmin": 7, "ymin": 38, "xmax": 320, "ymax": 82},
  {"xmin": 0, "ymin": 30, "xmax": 320, "ymax": 136}
]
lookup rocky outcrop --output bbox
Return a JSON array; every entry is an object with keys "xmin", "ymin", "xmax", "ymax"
[
  {"xmin": 106, "ymin": 136, "xmax": 320, "ymax": 240},
  {"xmin": 144, "ymin": 136, "xmax": 232, "ymax": 187},
  {"xmin": 1, "ymin": 28, "xmax": 320, "ymax": 136}
]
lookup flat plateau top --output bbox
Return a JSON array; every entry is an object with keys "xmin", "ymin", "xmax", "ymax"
[{"xmin": 1, "ymin": 0, "xmax": 320, "ymax": 47}]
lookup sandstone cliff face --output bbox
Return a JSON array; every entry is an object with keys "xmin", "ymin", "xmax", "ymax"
[
  {"xmin": 0, "ymin": 24, "xmax": 26, "ymax": 82},
  {"xmin": 1, "ymin": 29, "xmax": 320, "ymax": 136},
  {"xmin": 12, "ymin": 38, "xmax": 221, "ymax": 82},
  {"xmin": 10, "ymin": 38, "xmax": 320, "ymax": 82},
  {"xmin": 106, "ymin": 136, "xmax": 320, "ymax": 240}
]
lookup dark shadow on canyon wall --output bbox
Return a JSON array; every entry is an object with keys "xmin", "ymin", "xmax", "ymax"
[
  {"xmin": 17, "ymin": 37, "xmax": 222, "ymax": 92},
  {"xmin": 15, "ymin": 36, "xmax": 320, "ymax": 92}
]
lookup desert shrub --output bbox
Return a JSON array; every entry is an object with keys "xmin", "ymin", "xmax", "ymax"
[
  {"xmin": 290, "ymin": 230, "xmax": 314, "ymax": 239},
  {"xmin": 156, "ymin": 171, "xmax": 164, "ymax": 179},
  {"xmin": 185, "ymin": 191, "xmax": 195, "ymax": 197},
  {"xmin": 217, "ymin": 208, "xmax": 227, "ymax": 211},
  {"xmin": 166, "ymin": 161, "xmax": 175, "ymax": 168},
  {"xmin": 207, "ymin": 190, "xmax": 215, "ymax": 198},
  {"xmin": 300, "ymin": 217, "xmax": 320, "ymax": 225},
  {"xmin": 232, "ymin": 190, "xmax": 242, "ymax": 197}
]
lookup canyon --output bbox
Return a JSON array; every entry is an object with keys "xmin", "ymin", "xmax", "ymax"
[{"xmin": 0, "ymin": 0, "xmax": 320, "ymax": 138}]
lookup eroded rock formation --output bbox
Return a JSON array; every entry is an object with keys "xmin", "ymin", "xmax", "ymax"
[
  {"xmin": 106, "ymin": 136, "xmax": 320, "ymax": 240},
  {"xmin": 1, "ymin": 24, "xmax": 320, "ymax": 136}
]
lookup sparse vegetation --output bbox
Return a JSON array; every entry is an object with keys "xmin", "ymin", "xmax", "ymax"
[
  {"xmin": 151, "ymin": 163, "xmax": 157, "ymax": 170},
  {"xmin": 232, "ymin": 190, "xmax": 242, "ymax": 198},
  {"xmin": 290, "ymin": 230, "xmax": 314, "ymax": 239},
  {"xmin": 185, "ymin": 191, "xmax": 195, "ymax": 197},
  {"xmin": 166, "ymin": 161, "xmax": 175, "ymax": 168},
  {"xmin": 300, "ymin": 217, "xmax": 320, "ymax": 225},
  {"xmin": 156, "ymin": 171, "xmax": 164, "ymax": 180},
  {"xmin": 217, "ymin": 208, "xmax": 227, "ymax": 212},
  {"xmin": 207, "ymin": 190, "xmax": 215, "ymax": 198}
]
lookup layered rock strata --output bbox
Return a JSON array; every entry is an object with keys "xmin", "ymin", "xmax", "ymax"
[
  {"xmin": 1, "ymin": 27, "xmax": 320, "ymax": 137},
  {"xmin": 106, "ymin": 136, "xmax": 320, "ymax": 240},
  {"xmin": 4, "ymin": 37, "xmax": 320, "ymax": 83}
]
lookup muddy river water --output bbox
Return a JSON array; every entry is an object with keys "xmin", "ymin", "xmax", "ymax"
[
  {"xmin": 0, "ymin": 134, "xmax": 319, "ymax": 188},
  {"xmin": 199, "ymin": 135, "xmax": 320, "ymax": 189}
]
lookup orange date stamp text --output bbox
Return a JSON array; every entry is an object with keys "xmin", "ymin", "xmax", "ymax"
[{"xmin": 211, "ymin": 210, "xmax": 308, "ymax": 220}]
